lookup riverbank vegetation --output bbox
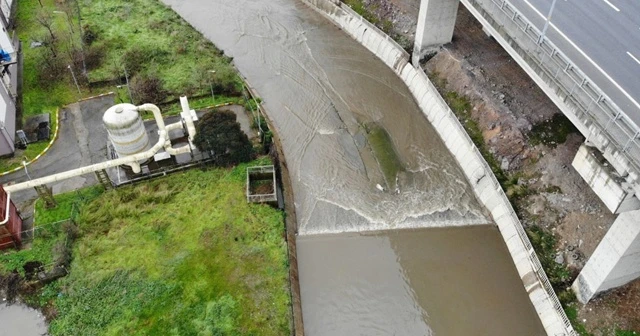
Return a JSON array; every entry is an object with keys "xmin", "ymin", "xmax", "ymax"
[
  {"xmin": 341, "ymin": 0, "xmax": 412, "ymax": 52},
  {"xmin": 1, "ymin": 159, "xmax": 291, "ymax": 335},
  {"xmin": 17, "ymin": 0, "xmax": 241, "ymax": 119}
]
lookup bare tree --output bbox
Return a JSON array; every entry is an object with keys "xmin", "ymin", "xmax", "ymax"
[{"xmin": 35, "ymin": 11, "xmax": 56, "ymax": 43}]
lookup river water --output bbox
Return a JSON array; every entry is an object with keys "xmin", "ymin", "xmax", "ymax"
[
  {"xmin": 163, "ymin": 0, "xmax": 545, "ymax": 334},
  {"xmin": 0, "ymin": 302, "xmax": 48, "ymax": 336}
]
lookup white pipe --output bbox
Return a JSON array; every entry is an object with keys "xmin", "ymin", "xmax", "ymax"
[
  {"xmin": 0, "ymin": 190, "xmax": 10, "ymax": 225},
  {"xmin": 139, "ymin": 103, "xmax": 166, "ymax": 133},
  {"xmin": 179, "ymin": 96, "xmax": 197, "ymax": 142},
  {"xmin": 5, "ymin": 130, "xmax": 167, "ymax": 193},
  {"xmin": 165, "ymin": 121, "xmax": 183, "ymax": 131},
  {"xmin": 136, "ymin": 103, "xmax": 192, "ymax": 156},
  {"xmin": 137, "ymin": 104, "xmax": 171, "ymax": 151},
  {"xmin": 0, "ymin": 101, "xmax": 200, "ymax": 229},
  {"xmin": 163, "ymin": 122, "xmax": 192, "ymax": 155},
  {"xmin": 164, "ymin": 143, "xmax": 191, "ymax": 156},
  {"xmin": 4, "ymin": 102, "xmax": 196, "ymax": 194}
]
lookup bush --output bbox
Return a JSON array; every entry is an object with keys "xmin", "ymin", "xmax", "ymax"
[
  {"xmin": 84, "ymin": 43, "xmax": 106, "ymax": 71},
  {"xmin": 194, "ymin": 110, "xmax": 254, "ymax": 166},
  {"xmin": 82, "ymin": 23, "xmax": 99, "ymax": 46},
  {"xmin": 130, "ymin": 73, "xmax": 168, "ymax": 104},
  {"xmin": 121, "ymin": 43, "xmax": 168, "ymax": 75},
  {"xmin": 35, "ymin": 48, "xmax": 66, "ymax": 87},
  {"xmin": 210, "ymin": 65, "xmax": 241, "ymax": 95}
]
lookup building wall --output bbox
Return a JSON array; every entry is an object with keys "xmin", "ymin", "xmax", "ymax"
[
  {"xmin": 0, "ymin": 185, "xmax": 22, "ymax": 250},
  {"xmin": 0, "ymin": 62, "xmax": 14, "ymax": 156},
  {"xmin": 0, "ymin": 0, "xmax": 17, "ymax": 157}
]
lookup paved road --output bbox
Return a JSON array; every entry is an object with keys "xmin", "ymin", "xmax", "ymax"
[
  {"xmin": 506, "ymin": 0, "xmax": 640, "ymax": 126},
  {"xmin": 0, "ymin": 95, "xmax": 113, "ymax": 205}
]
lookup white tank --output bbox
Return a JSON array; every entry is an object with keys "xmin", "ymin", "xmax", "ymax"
[{"xmin": 103, "ymin": 103, "xmax": 149, "ymax": 159}]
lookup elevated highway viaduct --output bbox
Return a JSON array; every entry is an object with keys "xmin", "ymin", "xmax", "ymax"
[{"xmin": 414, "ymin": 0, "xmax": 640, "ymax": 303}]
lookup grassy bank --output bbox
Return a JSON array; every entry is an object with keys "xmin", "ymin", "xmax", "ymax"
[
  {"xmin": 0, "ymin": 186, "xmax": 102, "ymax": 275},
  {"xmin": 1, "ymin": 159, "xmax": 291, "ymax": 334},
  {"xmin": 79, "ymin": 0, "xmax": 240, "ymax": 96},
  {"xmin": 16, "ymin": 0, "xmax": 240, "ymax": 119},
  {"xmin": 39, "ymin": 159, "xmax": 290, "ymax": 335}
]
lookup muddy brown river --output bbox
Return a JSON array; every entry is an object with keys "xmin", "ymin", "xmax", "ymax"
[{"xmin": 163, "ymin": 0, "xmax": 546, "ymax": 334}]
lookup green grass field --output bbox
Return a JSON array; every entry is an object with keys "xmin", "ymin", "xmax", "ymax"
[
  {"xmin": 41, "ymin": 160, "xmax": 291, "ymax": 335},
  {"xmin": 16, "ymin": 0, "xmax": 239, "ymax": 119},
  {"xmin": 0, "ymin": 186, "xmax": 103, "ymax": 275}
]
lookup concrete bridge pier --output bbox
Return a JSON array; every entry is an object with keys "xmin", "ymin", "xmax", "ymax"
[
  {"xmin": 572, "ymin": 209, "xmax": 640, "ymax": 303},
  {"xmin": 413, "ymin": 0, "xmax": 460, "ymax": 63}
]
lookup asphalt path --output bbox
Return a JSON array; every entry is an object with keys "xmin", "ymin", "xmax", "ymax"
[
  {"xmin": 506, "ymin": 0, "xmax": 640, "ymax": 127},
  {"xmin": 0, "ymin": 95, "xmax": 113, "ymax": 205}
]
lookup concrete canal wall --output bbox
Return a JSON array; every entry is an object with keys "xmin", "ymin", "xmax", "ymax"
[{"xmin": 298, "ymin": 0, "xmax": 576, "ymax": 334}]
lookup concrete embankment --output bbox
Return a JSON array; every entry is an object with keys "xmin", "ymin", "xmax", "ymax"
[{"xmin": 298, "ymin": 0, "xmax": 575, "ymax": 334}]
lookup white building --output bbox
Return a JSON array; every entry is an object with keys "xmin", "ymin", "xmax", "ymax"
[{"xmin": 0, "ymin": 0, "xmax": 18, "ymax": 157}]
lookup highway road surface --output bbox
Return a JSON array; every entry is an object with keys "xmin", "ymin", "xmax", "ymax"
[{"xmin": 507, "ymin": 0, "xmax": 640, "ymax": 127}]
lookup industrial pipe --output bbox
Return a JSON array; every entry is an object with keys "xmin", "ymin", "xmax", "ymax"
[
  {"xmin": 1, "ymin": 101, "xmax": 202, "ymax": 235},
  {"xmin": 179, "ymin": 96, "xmax": 197, "ymax": 142},
  {"xmin": 5, "ymin": 101, "xmax": 198, "ymax": 193},
  {"xmin": 4, "ymin": 130, "xmax": 168, "ymax": 193},
  {"xmin": 136, "ymin": 103, "xmax": 193, "ymax": 156}
]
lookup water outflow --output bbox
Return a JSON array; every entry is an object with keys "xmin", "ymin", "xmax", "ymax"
[
  {"xmin": 163, "ymin": 0, "xmax": 545, "ymax": 335},
  {"xmin": 163, "ymin": 0, "xmax": 488, "ymax": 235}
]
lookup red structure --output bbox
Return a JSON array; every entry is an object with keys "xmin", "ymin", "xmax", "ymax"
[{"xmin": 0, "ymin": 185, "xmax": 22, "ymax": 250}]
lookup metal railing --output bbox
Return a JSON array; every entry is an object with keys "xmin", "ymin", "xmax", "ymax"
[
  {"xmin": 463, "ymin": 0, "xmax": 640, "ymax": 176},
  {"xmin": 415, "ymin": 65, "xmax": 576, "ymax": 334}
]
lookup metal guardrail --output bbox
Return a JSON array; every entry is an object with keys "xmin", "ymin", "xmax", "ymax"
[
  {"xmin": 416, "ymin": 66, "xmax": 577, "ymax": 335},
  {"xmin": 464, "ymin": 0, "xmax": 640, "ymax": 176}
]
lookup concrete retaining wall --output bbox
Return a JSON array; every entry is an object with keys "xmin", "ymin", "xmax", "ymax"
[
  {"xmin": 299, "ymin": 0, "xmax": 576, "ymax": 334},
  {"xmin": 572, "ymin": 144, "xmax": 640, "ymax": 214}
]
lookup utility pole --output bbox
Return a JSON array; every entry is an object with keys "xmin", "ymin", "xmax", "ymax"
[
  {"xmin": 209, "ymin": 70, "xmax": 216, "ymax": 104},
  {"xmin": 73, "ymin": 0, "xmax": 88, "ymax": 76},
  {"xmin": 68, "ymin": 65, "xmax": 81, "ymax": 95},
  {"xmin": 538, "ymin": 0, "xmax": 566, "ymax": 43},
  {"xmin": 123, "ymin": 66, "xmax": 133, "ymax": 104},
  {"xmin": 22, "ymin": 159, "xmax": 31, "ymax": 180}
]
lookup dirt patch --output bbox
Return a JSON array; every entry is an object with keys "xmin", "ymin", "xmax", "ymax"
[
  {"xmin": 250, "ymin": 180, "xmax": 275, "ymax": 195},
  {"xmin": 581, "ymin": 281, "xmax": 640, "ymax": 333}
]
